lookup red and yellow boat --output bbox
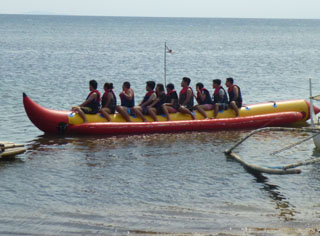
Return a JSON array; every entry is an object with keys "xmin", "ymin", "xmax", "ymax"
[{"xmin": 23, "ymin": 93, "xmax": 320, "ymax": 135}]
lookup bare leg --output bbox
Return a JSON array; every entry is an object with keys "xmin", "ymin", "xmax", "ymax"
[
  {"xmin": 116, "ymin": 106, "xmax": 131, "ymax": 122},
  {"xmin": 72, "ymin": 106, "xmax": 88, "ymax": 123},
  {"xmin": 230, "ymin": 101, "xmax": 240, "ymax": 117},
  {"xmin": 162, "ymin": 104, "xmax": 171, "ymax": 121},
  {"xmin": 133, "ymin": 106, "xmax": 147, "ymax": 122},
  {"xmin": 148, "ymin": 107, "xmax": 158, "ymax": 121},
  {"xmin": 100, "ymin": 107, "xmax": 111, "ymax": 122},
  {"xmin": 194, "ymin": 105, "xmax": 208, "ymax": 119},
  {"xmin": 213, "ymin": 104, "xmax": 220, "ymax": 119},
  {"xmin": 178, "ymin": 106, "xmax": 195, "ymax": 120}
]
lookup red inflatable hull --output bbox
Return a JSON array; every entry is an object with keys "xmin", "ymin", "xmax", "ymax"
[{"xmin": 69, "ymin": 112, "xmax": 304, "ymax": 135}]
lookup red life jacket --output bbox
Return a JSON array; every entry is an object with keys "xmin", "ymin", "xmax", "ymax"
[
  {"xmin": 167, "ymin": 89, "xmax": 176, "ymax": 96},
  {"xmin": 180, "ymin": 86, "xmax": 190, "ymax": 95},
  {"xmin": 197, "ymin": 88, "xmax": 212, "ymax": 105},
  {"xmin": 142, "ymin": 91, "xmax": 155, "ymax": 104},
  {"xmin": 213, "ymin": 86, "xmax": 228, "ymax": 104},
  {"xmin": 228, "ymin": 85, "xmax": 235, "ymax": 93},
  {"xmin": 102, "ymin": 90, "xmax": 109, "ymax": 102},
  {"xmin": 228, "ymin": 84, "xmax": 242, "ymax": 104},
  {"xmin": 87, "ymin": 89, "xmax": 101, "ymax": 103},
  {"xmin": 214, "ymin": 85, "xmax": 222, "ymax": 96},
  {"xmin": 120, "ymin": 88, "xmax": 135, "ymax": 108},
  {"xmin": 145, "ymin": 91, "xmax": 155, "ymax": 97}
]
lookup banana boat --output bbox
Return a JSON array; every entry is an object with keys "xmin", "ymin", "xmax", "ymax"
[{"xmin": 23, "ymin": 93, "xmax": 320, "ymax": 135}]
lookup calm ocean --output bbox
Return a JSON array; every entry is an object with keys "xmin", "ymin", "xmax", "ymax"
[{"xmin": 1, "ymin": 14, "xmax": 320, "ymax": 235}]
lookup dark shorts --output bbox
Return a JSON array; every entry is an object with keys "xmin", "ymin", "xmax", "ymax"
[
  {"xmin": 156, "ymin": 105, "xmax": 164, "ymax": 115},
  {"xmin": 215, "ymin": 103, "xmax": 228, "ymax": 111},
  {"xmin": 109, "ymin": 106, "xmax": 116, "ymax": 114},
  {"xmin": 173, "ymin": 104, "xmax": 180, "ymax": 110},
  {"xmin": 230, "ymin": 101, "xmax": 242, "ymax": 108},
  {"xmin": 126, "ymin": 107, "xmax": 136, "ymax": 116},
  {"xmin": 180, "ymin": 105, "xmax": 193, "ymax": 111},
  {"xmin": 81, "ymin": 106, "xmax": 98, "ymax": 114},
  {"xmin": 141, "ymin": 106, "xmax": 149, "ymax": 115}
]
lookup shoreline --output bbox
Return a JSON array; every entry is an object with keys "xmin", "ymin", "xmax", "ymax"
[{"xmin": 129, "ymin": 226, "xmax": 320, "ymax": 236}]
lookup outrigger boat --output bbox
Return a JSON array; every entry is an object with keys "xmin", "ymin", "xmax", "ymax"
[
  {"xmin": 23, "ymin": 93, "xmax": 320, "ymax": 135},
  {"xmin": 308, "ymin": 78, "xmax": 320, "ymax": 150}
]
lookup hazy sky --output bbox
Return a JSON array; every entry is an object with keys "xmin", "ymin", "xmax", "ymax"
[{"xmin": 1, "ymin": 0, "xmax": 320, "ymax": 19}]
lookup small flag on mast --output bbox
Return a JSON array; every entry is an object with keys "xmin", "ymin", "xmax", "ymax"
[{"xmin": 166, "ymin": 44, "xmax": 173, "ymax": 54}]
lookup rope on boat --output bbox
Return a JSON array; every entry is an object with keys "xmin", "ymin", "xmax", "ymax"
[
  {"xmin": 225, "ymin": 127, "xmax": 320, "ymax": 155},
  {"xmin": 224, "ymin": 127, "xmax": 320, "ymax": 175},
  {"xmin": 270, "ymin": 132, "xmax": 320, "ymax": 155}
]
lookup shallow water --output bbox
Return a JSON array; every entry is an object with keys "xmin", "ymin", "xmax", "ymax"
[{"xmin": 1, "ymin": 15, "xmax": 320, "ymax": 235}]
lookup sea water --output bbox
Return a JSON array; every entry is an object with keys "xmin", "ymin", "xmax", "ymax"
[{"xmin": 1, "ymin": 14, "xmax": 320, "ymax": 235}]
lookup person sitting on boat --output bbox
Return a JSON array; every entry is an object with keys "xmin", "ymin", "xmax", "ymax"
[
  {"xmin": 115, "ymin": 81, "xmax": 135, "ymax": 122},
  {"xmin": 132, "ymin": 81, "xmax": 157, "ymax": 122},
  {"xmin": 194, "ymin": 82, "xmax": 213, "ymax": 119},
  {"xmin": 225, "ymin": 77, "xmax": 242, "ymax": 117},
  {"xmin": 100, "ymin": 82, "xmax": 117, "ymax": 122},
  {"xmin": 161, "ymin": 83, "xmax": 179, "ymax": 121},
  {"xmin": 178, "ymin": 77, "xmax": 195, "ymax": 120},
  {"xmin": 212, "ymin": 79, "xmax": 228, "ymax": 119},
  {"xmin": 71, "ymin": 80, "xmax": 101, "ymax": 123},
  {"xmin": 147, "ymin": 83, "xmax": 167, "ymax": 122}
]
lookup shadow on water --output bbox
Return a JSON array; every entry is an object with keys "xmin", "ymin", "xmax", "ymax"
[
  {"xmin": 0, "ymin": 156, "xmax": 25, "ymax": 169},
  {"xmin": 249, "ymin": 170, "xmax": 297, "ymax": 222},
  {"xmin": 27, "ymin": 130, "xmax": 245, "ymax": 150}
]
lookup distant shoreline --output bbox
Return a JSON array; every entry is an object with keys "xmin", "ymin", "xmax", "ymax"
[{"xmin": 0, "ymin": 12, "xmax": 319, "ymax": 21}]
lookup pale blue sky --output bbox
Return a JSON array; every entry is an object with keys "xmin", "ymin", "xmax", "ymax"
[{"xmin": 1, "ymin": 0, "xmax": 320, "ymax": 19}]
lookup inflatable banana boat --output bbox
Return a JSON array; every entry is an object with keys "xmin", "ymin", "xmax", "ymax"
[{"xmin": 23, "ymin": 93, "xmax": 320, "ymax": 135}]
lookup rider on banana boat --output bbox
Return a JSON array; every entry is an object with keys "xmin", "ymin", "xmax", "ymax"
[
  {"xmin": 147, "ymin": 83, "xmax": 167, "ymax": 122},
  {"xmin": 72, "ymin": 80, "xmax": 101, "ymax": 123},
  {"xmin": 194, "ymin": 82, "xmax": 214, "ymax": 119},
  {"xmin": 100, "ymin": 82, "xmax": 117, "ymax": 122},
  {"xmin": 132, "ymin": 81, "xmax": 157, "ymax": 122},
  {"xmin": 115, "ymin": 81, "xmax": 135, "ymax": 122},
  {"xmin": 161, "ymin": 83, "xmax": 179, "ymax": 121},
  {"xmin": 178, "ymin": 77, "xmax": 195, "ymax": 120},
  {"xmin": 225, "ymin": 77, "xmax": 242, "ymax": 117},
  {"xmin": 212, "ymin": 79, "xmax": 228, "ymax": 119}
]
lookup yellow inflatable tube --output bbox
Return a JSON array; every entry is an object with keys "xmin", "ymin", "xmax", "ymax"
[{"xmin": 68, "ymin": 99, "xmax": 316, "ymax": 125}]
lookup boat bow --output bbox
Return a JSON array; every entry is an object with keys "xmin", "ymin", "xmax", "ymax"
[{"xmin": 23, "ymin": 93, "xmax": 69, "ymax": 134}]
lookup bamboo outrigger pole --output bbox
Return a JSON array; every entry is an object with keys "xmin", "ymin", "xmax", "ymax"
[
  {"xmin": 224, "ymin": 127, "xmax": 320, "ymax": 175},
  {"xmin": 164, "ymin": 42, "xmax": 167, "ymax": 86}
]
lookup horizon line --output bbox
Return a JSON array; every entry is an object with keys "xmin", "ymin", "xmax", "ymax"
[{"xmin": 1, "ymin": 12, "xmax": 320, "ymax": 21}]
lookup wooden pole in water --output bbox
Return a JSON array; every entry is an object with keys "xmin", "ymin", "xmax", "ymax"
[
  {"xmin": 283, "ymin": 157, "xmax": 320, "ymax": 170},
  {"xmin": 228, "ymin": 152, "xmax": 301, "ymax": 175},
  {"xmin": 164, "ymin": 42, "xmax": 167, "ymax": 86},
  {"xmin": 309, "ymin": 78, "xmax": 316, "ymax": 126},
  {"xmin": 224, "ymin": 127, "xmax": 320, "ymax": 154}
]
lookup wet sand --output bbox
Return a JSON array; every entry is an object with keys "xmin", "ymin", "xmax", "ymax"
[{"xmin": 130, "ymin": 226, "xmax": 320, "ymax": 236}]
